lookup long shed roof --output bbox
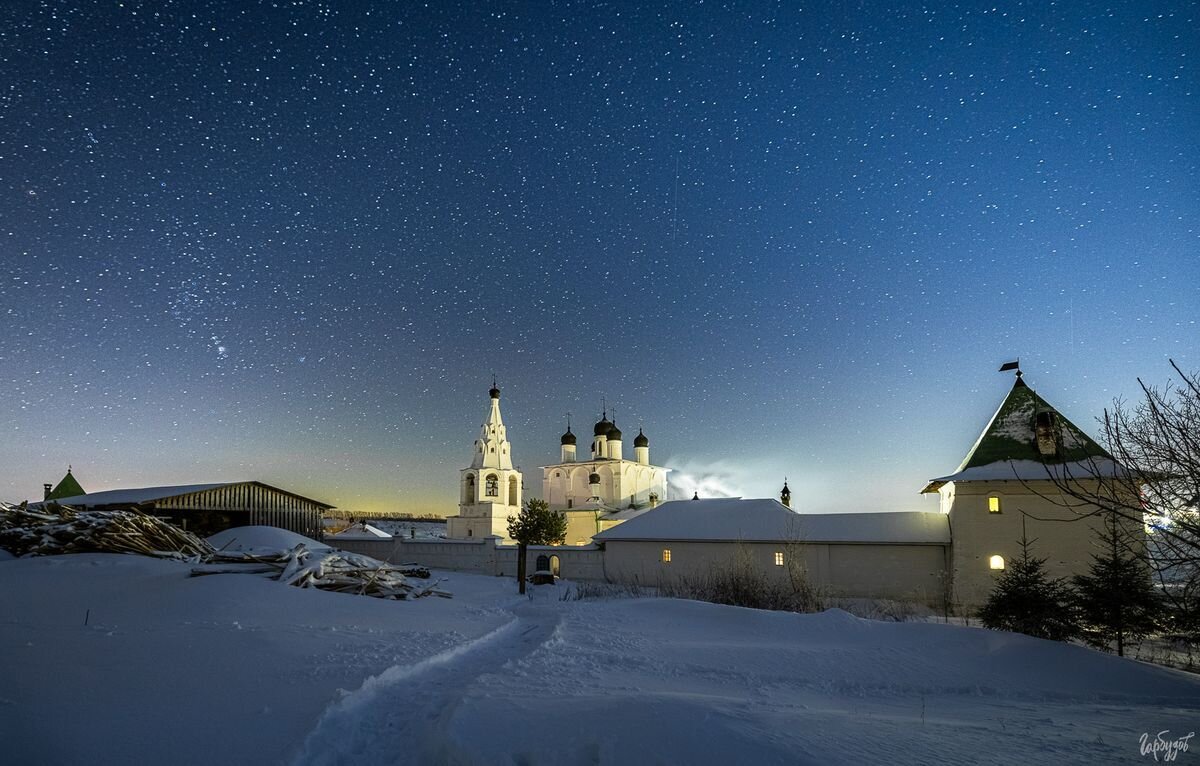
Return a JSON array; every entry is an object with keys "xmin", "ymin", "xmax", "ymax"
[
  {"xmin": 593, "ymin": 498, "xmax": 950, "ymax": 545},
  {"xmin": 37, "ymin": 481, "xmax": 334, "ymax": 510}
]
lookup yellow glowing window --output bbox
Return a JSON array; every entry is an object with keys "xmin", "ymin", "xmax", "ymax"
[
  {"xmin": 989, "ymin": 555, "xmax": 1005, "ymax": 570},
  {"xmin": 988, "ymin": 496, "xmax": 1001, "ymax": 513},
  {"xmin": 774, "ymin": 551, "xmax": 785, "ymax": 566},
  {"xmin": 662, "ymin": 549, "xmax": 672, "ymax": 563}
]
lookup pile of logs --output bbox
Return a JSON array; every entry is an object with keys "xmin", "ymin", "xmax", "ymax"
[
  {"xmin": 0, "ymin": 502, "xmax": 213, "ymax": 559},
  {"xmin": 0, "ymin": 503, "xmax": 447, "ymax": 600},
  {"xmin": 193, "ymin": 545, "xmax": 447, "ymax": 600}
]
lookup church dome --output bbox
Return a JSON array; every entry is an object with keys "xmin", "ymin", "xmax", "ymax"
[
  {"xmin": 560, "ymin": 427, "xmax": 577, "ymax": 446},
  {"xmin": 634, "ymin": 429, "xmax": 649, "ymax": 448},
  {"xmin": 607, "ymin": 424, "xmax": 623, "ymax": 441},
  {"xmin": 588, "ymin": 472, "xmax": 601, "ymax": 484},
  {"xmin": 489, "ymin": 384, "xmax": 500, "ymax": 399},
  {"xmin": 593, "ymin": 416, "xmax": 613, "ymax": 436}
]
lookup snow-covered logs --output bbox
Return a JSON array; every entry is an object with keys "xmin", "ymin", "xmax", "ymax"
[{"xmin": 0, "ymin": 503, "xmax": 446, "ymax": 600}]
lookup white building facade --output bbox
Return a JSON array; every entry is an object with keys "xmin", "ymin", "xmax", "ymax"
[
  {"xmin": 446, "ymin": 384, "xmax": 524, "ymax": 542},
  {"xmin": 541, "ymin": 412, "xmax": 668, "ymax": 514}
]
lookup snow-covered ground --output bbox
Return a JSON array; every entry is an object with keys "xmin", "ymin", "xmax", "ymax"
[{"xmin": 1, "ymin": 546, "xmax": 1197, "ymax": 764}]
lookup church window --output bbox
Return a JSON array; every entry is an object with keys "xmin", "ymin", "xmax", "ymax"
[
  {"xmin": 508, "ymin": 476, "xmax": 518, "ymax": 505},
  {"xmin": 464, "ymin": 475, "xmax": 476, "ymax": 504},
  {"xmin": 989, "ymin": 555, "xmax": 1005, "ymax": 570},
  {"xmin": 567, "ymin": 498, "xmax": 573, "ymax": 508},
  {"xmin": 774, "ymin": 551, "xmax": 785, "ymax": 567},
  {"xmin": 662, "ymin": 549, "xmax": 672, "ymax": 563},
  {"xmin": 467, "ymin": 529, "xmax": 473, "ymax": 537},
  {"xmin": 988, "ymin": 496, "xmax": 1001, "ymax": 513},
  {"xmin": 485, "ymin": 475, "xmax": 499, "ymax": 497}
]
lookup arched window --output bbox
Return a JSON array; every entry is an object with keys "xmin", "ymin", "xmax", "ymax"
[
  {"xmin": 464, "ymin": 475, "xmax": 476, "ymax": 504},
  {"xmin": 485, "ymin": 474, "xmax": 499, "ymax": 497},
  {"xmin": 509, "ymin": 475, "xmax": 519, "ymax": 505},
  {"xmin": 988, "ymin": 496, "xmax": 1001, "ymax": 513},
  {"xmin": 548, "ymin": 555, "xmax": 560, "ymax": 576},
  {"xmin": 535, "ymin": 555, "xmax": 550, "ymax": 572}
]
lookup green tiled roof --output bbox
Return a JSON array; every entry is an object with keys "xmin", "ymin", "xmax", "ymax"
[
  {"xmin": 956, "ymin": 378, "xmax": 1110, "ymax": 471},
  {"xmin": 47, "ymin": 469, "xmax": 85, "ymax": 500}
]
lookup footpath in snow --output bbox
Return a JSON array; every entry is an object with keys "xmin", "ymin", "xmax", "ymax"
[{"xmin": 296, "ymin": 603, "xmax": 561, "ymax": 765}]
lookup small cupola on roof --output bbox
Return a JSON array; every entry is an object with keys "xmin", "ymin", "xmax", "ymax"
[
  {"xmin": 780, "ymin": 479, "xmax": 792, "ymax": 508},
  {"xmin": 606, "ymin": 422, "xmax": 624, "ymax": 460},
  {"xmin": 559, "ymin": 421, "xmax": 577, "ymax": 463},
  {"xmin": 592, "ymin": 409, "xmax": 613, "ymax": 459},
  {"xmin": 593, "ymin": 413, "xmax": 613, "ymax": 436},
  {"xmin": 634, "ymin": 429, "xmax": 649, "ymax": 448}
]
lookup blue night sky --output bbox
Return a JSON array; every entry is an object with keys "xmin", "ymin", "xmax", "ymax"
[{"xmin": 1, "ymin": 1, "xmax": 1196, "ymax": 514}]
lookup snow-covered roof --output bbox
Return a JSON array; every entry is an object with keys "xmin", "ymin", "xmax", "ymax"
[
  {"xmin": 34, "ymin": 481, "xmax": 334, "ymax": 510},
  {"xmin": 600, "ymin": 506, "xmax": 654, "ymax": 523},
  {"xmin": 36, "ymin": 483, "xmax": 235, "ymax": 507},
  {"xmin": 593, "ymin": 498, "xmax": 950, "ymax": 545},
  {"xmin": 331, "ymin": 522, "xmax": 393, "ymax": 540},
  {"xmin": 921, "ymin": 377, "xmax": 1120, "ymax": 493},
  {"xmin": 924, "ymin": 458, "xmax": 1132, "ymax": 491}
]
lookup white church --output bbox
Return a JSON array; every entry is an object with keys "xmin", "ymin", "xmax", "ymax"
[{"xmin": 446, "ymin": 386, "xmax": 668, "ymax": 545}]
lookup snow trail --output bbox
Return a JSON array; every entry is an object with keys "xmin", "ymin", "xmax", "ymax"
[{"xmin": 292, "ymin": 603, "xmax": 561, "ymax": 766}]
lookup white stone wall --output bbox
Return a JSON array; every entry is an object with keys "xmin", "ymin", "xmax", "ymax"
[
  {"xmin": 943, "ymin": 479, "xmax": 1141, "ymax": 612},
  {"xmin": 332, "ymin": 536, "xmax": 606, "ymax": 581},
  {"xmin": 601, "ymin": 540, "xmax": 949, "ymax": 607}
]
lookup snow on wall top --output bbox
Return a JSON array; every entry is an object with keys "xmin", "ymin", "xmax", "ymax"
[{"xmin": 593, "ymin": 498, "xmax": 950, "ymax": 544}]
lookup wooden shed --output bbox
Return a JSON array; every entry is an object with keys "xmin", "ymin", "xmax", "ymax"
[{"xmin": 43, "ymin": 481, "xmax": 332, "ymax": 538}]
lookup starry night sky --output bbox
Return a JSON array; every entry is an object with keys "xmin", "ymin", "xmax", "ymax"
[{"xmin": 2, "ymin": 1, "xmax": 1196, "ymax": 514}]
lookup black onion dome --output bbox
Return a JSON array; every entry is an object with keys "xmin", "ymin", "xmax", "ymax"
[
  {"xmin": 588, "ymin": 472, "xmax": 601, "ymax": 484},
  {"xmin": 634, "ymin": 429, "xmax": 649, "ymax": 448},
  {"xmin": 593, "ymin": 417, "xmax": 613, "ymax": 436},
  {"xmin": 607, "ymin": 424, "xmax": 623, "ymax": 441},
  {"xmin": 560, "ymin": 427, "xmax": 577, "ymax": 446},
  {"xmin": 489, "ymin": 385, "xmax": 501, "ymax": 399}
]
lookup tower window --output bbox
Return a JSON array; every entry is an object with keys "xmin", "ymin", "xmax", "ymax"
[
  {"xmin": 988, "ymin": 496, "xmax": 1001, "ymax": 513},
  {"xmin": 662, "ymin": 549, "xmax": 672, "ymax": 563},
  {"xmin": 485, "ymin": 475, "xmax": 499, "ymax": 497},
  {"xmin": 774, "ymin": 551, "xmax": 785, "ymax": 567},
  {"xmin": 989, "ymin": 555, "xmax": 1005, "ymax": 570}
]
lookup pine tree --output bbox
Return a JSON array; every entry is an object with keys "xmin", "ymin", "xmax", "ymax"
[
  {"xmin": 1072, "ymin": 511, "xmax": 1162, "ymax": 656},
  {"xmin": 507, "ymin": 498, "xmax": 567, "ymax": 594},
  {"xmin": 978, "ymin": 531, "xmax": 1079, "ymax": 642}
]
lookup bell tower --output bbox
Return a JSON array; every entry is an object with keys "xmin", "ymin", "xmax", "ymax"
[{"xmin": 446, "ymin": 382, "xmax": 524, "ymax": 541}]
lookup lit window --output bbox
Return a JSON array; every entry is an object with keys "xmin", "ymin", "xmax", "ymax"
[
  {"xmin": 662, "ymin": 549, "xmax": 672, "ymax": 563},
  {"xmin": 988, "ymin": 496, "xmax": 1001, "ymax": 513},
  {"xmin": 774, "ymin": 551, "xmax": 785, "ymax": 566},
  {"xmin": 989, "ymin": 555, "xmax": 1005, "ymax": 570}
]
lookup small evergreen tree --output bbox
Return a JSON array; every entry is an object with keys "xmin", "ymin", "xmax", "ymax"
[
  {"xmin": 978, "ymin": 532, "xmax": 1079, "ymax": 642},
  {"xmin": 507, "ymin": 498, "xmax": 567, "ymax": 594},
  {"xmin": 1072, "ymin": 511, "xmax": 1162, "ymax": 656}
]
